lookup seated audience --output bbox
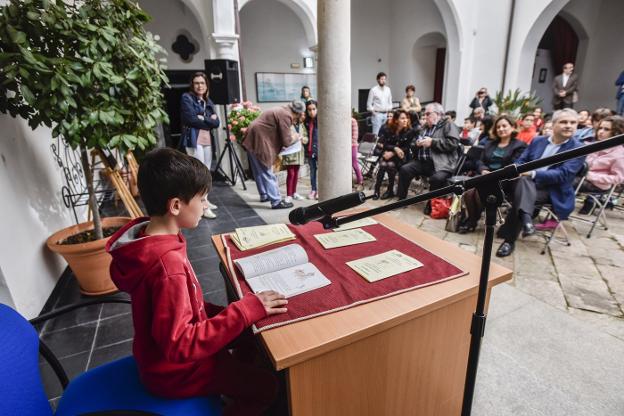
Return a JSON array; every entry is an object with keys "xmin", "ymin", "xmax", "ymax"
[
  {"xmin": 495, "ymin": 109, "xmax": 585, "ymax": 257},
  {"xmin": 576, "ymin": 115, "xmax": 624, "ymax": 214},
  {"xmin": 573, "ymin": 109, "xmax": 592, "ymax": 141},
  {"xmin": 541, "ymin": 120, "xmax": 553, "ymax": 137},
  {"xmin": 533, "ymin": 107, "xmax": 545, "ymax": 132},
  {"xmin": 460, "ymin": 117, "xmax": 480, "ymax": 146},
  {"xmin": 579, "ymin": 108, "xmax": 615, "ymax": 143},
  {"xmin": 373, "ymin": 110, "xmax": 416, "ymax": 200},
  {"xmin": 459, "ymin": 114, "xmax": 527, "ymax": 233},
  {"xmin": 477, "ymin": 115, "xmax": 495, "ymax": 146},
  {"xmin": 396, "ymin": 102, "xmax": 461, "ymax": 212},
  {"xmin": 516, "ymin": 113, "xmax": 538, "ymax": 144}
]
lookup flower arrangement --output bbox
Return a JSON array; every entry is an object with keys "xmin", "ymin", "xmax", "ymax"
[{"xmin": 227, "ymin": 101, "xmax": 262, "ymax": 142}]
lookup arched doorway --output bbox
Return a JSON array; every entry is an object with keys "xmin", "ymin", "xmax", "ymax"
[
  {"xmin": 412, "ymin": 32, "xmax": 447, "ymax": 103},
  {"xmin": 531, "ymin": 14, "xmax": 582, "ymax": 111}
]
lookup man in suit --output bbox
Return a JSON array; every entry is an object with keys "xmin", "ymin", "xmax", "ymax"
[
  {"xmin": 495, "ymin": 108, "xmax": 585, "ymax": 257},
  {"xmin": 552, "ymin": 63, "xmax": 579, "ymax": 110}
]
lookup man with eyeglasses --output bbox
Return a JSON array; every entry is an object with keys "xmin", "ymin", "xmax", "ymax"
[
  {"xmin": 553, "ymin": 63, "xmax": 579, "ymax": 110},
  {"xmin": 396, "ymin": 103, "xmax": 461, "ymax": 212}
]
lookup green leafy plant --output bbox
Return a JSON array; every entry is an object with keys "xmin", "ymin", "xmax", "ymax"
[
  {"xmin": 492, "ymin": 89, "xmax": 542, "ymax": 118},
  {"xmin": 0, "ymin": 0, "xmax": 168, "ymax": 240},
  {"xmin": 227, "ymin": 101, "xmax": 261, "ymax": 143}
]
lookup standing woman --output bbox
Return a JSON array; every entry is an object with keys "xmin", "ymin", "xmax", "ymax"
[
  {"xmin": 401, "ymin": 84, "xmax": 422, "ymax": 126},
  {"xmin": 305, "ymin": 100, "xmax": 319, "ymax": 200},
  {"xmin": 180, "ymin": 72, "xmax": 220, "ymax": 218},
  {"xmin": 300, "ymin": 85, "xmax": 313, "ymax": 103},
  {"xmin": 351, "ymin": 114, "xmax": 364, "ymax": 190}
]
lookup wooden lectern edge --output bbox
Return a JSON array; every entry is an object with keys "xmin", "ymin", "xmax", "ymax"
[{"xmin": 211, "ymin": 213, "xmax": 512, "ymax": 370}]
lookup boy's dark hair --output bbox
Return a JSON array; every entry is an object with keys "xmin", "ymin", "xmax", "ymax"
[
  {"xmin": 138, "ymin": 148, "xmax": 212, "ymax": 216},
  {"xmin": 376, "ymin": 72, "xmax": 387, "ymax": 80},
  {"xmin": 445, "ymin": 110, "xmax": 456, "ymax": 120}
]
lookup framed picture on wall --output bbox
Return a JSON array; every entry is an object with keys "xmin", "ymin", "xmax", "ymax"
[
  {"xmin": 255, "ymin": 72, "xmax": 317, "ymax": 102},
  {"xmin": 538, "ymin": 68, "xmax": 548, "ymax": 83}
]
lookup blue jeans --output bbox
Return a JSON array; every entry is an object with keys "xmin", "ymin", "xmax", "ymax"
[
  {"xmin": 248, "ymin": 153, "xmax": 282, "ymax": 206},
  {"xmin": 617, "ymin": 94, "xmax": 624, "ymax": 115},
  {"xmin": 371, "ymin": 112, "xmax": 387, "ymax": 136},
  {"xmin": 308, "ymin": 157, "xmax": 317, "ymax": 192}
]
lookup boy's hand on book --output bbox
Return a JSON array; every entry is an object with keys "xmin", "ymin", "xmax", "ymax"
[{"xmin": 256, "ymin": 291, "xmax": 288, "ymax": 315}]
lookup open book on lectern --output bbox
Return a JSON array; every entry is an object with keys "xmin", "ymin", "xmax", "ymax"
[{"xmin": 233, "ymin": 244, "xmax": 331, "ymax": 298}]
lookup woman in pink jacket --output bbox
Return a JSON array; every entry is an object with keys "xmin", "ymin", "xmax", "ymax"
[{"xmin": 576, "ymin": 115, "xmax": 624, "ymax": 213}]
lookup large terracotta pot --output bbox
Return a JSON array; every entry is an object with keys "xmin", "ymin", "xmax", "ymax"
[{"xmin": 46, "ymin": 217, "xmax": 132, "ymax": 296}]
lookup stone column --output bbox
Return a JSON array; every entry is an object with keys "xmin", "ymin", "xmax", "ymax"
[{"xmin": 317, "ymin": 0, "xmax": 352, "ymax": 201}]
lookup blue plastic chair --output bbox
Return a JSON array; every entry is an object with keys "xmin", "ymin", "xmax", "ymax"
[{"xmin": 0, "ymin": 302, "xmax": 221, "ymax": 415}]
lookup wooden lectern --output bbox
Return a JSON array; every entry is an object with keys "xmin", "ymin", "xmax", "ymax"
[{"xmin": 212, "ymin": 214, "xmax": 511, "ymax": 415}]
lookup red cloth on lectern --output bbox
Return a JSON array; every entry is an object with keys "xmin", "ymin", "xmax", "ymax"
[{"xmin": 223, "ymin": 222, "xmax": 466, "ymax": 332}]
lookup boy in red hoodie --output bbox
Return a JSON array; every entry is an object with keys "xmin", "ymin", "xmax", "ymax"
[{"xmin": 106, "ymin": 148, "xmax": 287, "ymax": 415}]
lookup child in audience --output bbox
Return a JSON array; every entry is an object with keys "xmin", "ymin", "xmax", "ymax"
[
  {"xmin": 305, "ymin": 100, "xmax": 319, "ymax": 199},
  {"xmin": 107, "ymin": 148, "xmax": 287, "ymax": 414},
  {"xmin": 282, "ymin": 112, "xmax": 307, "ymax": 203},
  {"xmin": 516, "ymin": 113, "xmax": 537, "ymax": 144},
  {"xmin": 460, "ymin": 117, "xmax": 480, "ymax": 145}
]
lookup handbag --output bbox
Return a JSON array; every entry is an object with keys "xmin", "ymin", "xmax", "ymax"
[
  {"xmin": 430, "ymin": 197, "xmax": 452, "ymax": 219},
  {"xmin": 445, "ymin": 194, "xmax": 465, "ymax": 232}
]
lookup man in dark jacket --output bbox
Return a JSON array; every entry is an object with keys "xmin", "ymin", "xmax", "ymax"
[
  {"xmin": 396, "ymin": 102, "xmax": 461, "ymax": 206},
  {"xmin": 552, "ymin": 63, "xmax": 579, "ymax": 110},
  {"xmin": 495, "ymin": 108, "xmax": 585, "ymax": 257}
]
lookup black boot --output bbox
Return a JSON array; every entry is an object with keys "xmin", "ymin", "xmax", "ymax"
[{"xmin": 578, "ymin": 197, "xmax": 595, "ymax": 215}]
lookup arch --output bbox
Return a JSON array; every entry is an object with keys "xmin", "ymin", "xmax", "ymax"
[
  {"xmin": 511, "ymin": 0, "xmax": 570, "ymax": 92},
  {"xmin": 433, "ymin": 0, "xmax": 462, "ymax": 110},
  {"xmin": 411, "ymin": 32, "xmax": 447, "ymax": 102},
  {"xmin": 239, "ymin": 0, "xmax": 317, "ymax": 47},
  {"xmin": 179, "ymin": 0, "xmax": 214, "ymax": 52}
]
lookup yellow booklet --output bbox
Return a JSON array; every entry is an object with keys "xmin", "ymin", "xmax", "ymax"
[
  {"xmin": 332, "ymin": 217, "xmax": 378, "ymax": 232},
  {"xmin": 314, "ymin": 228, "xmax": 376, "ymax": 249},
  {"xmin": 231, "ymin": 224, "xmax": 296, "ymax": 251},
  {"xmin": 346, "ymin": 250, "xmax": 423, "ymax": 282}
]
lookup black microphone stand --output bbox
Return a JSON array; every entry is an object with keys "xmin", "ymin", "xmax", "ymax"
[{"xmin": 310, "ymin": 133, "xmax": 624, "ymax": 416}]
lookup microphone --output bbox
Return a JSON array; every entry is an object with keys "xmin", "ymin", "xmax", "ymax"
[{"xmin": 289, "ymin": 192, "xmax": 367, "ymax": 225}]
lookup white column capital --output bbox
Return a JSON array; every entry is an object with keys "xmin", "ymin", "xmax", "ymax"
[{"xmin": 209, "ymin": 33, "xmax": 239, "ymax": 60}]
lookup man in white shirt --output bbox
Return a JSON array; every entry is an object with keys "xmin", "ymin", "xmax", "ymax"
[
  {"xmin": 552, "ymin": 63, "xmax": 579, "ymax": 110},
  {"xmin": 367, "ymin": 72, "xmax": 393, "ymax": 135}
]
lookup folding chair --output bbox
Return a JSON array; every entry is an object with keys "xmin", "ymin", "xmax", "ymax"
[
  {"xmin": 571, "ymin": 177, "xmax": 618, "ymax": 238},
  {"xmin": 357, "ymin": 132, "xmax": 380, "ymax": 179},
  {"xmin": 534, "ymin": 205, "xmax": 571, "ymax": 254}
]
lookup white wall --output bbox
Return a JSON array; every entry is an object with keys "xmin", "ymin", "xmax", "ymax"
[
  {"xmin": 563, "ymin": 0, "xmax": 624, "ymax": 111},
  {"xmin": 350, "ymin": 0, "xmax": 392, "ymax": 108},
  {"xmin": 0, "ymin": 116, "xmax": 75, "ymax": 318},
  {"xmin": 239, "ymin": 0, "xmax": 314, "ymax": 108},
  {"xmin": 140, "ymin": 0, "xmax": 210, "ymax": 70}
]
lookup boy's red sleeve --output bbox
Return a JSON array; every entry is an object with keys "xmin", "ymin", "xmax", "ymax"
[
  {"xmin": 204, "ymin": 302, "xmax": 225, "ymax": 317},
  {"xmin": 150, "ymin": 273, "xmax": 266, "ymax": 363}
]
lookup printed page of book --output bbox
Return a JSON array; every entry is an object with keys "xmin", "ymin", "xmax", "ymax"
[
  {"xmin": 278, "ymin": 140, "xmax": 302, "ymax": 156},
  {"xmin": 332, "ymin": 217, "xmax": 378, "ymax": 231},
  {"xmin": 346, "ymin": 250, "xmax": 423, "ymax": 283},
  {"xmin": 246, "ymin": 262, "xmax": 331, "ymax": 298},
  {"xmin": 234, "ymin": 224, "xmax": 295, "ymax": 250},
  {"xmin": 234, "ymin": 244, "xmax": 308, "ymax": 279},
  {"xmin": 314, "ymin": 228, "xmax": 376, "ymax": 249}
]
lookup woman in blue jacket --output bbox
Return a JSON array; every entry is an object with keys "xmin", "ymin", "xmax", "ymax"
[{"xmin": 180, "ymin": 72, "xmax": 220, "ymax": 218}]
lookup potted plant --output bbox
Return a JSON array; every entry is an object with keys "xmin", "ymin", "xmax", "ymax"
[
  {"xmin": 492, "ymin": 88, "xmax": 542, "ymax": 118},
  {"xmin": 0, "ymin": 0, "xmax": 168, "ymax": 294}
]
